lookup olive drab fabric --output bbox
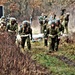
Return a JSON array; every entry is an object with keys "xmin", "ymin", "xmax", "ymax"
[
  {"xmin": 0, "ymin": 16, "xmax": 7, "ymax": 32},
  {"xmin": 48, "ymin": 23, "xmax": 58, "ymax": 51},
  {"xmin": 19, "ymin": 21, "xmax": 32, "ymax": 50},
  {"xmin": 7, "ymin": 23, "xmax": 18, "ymax": 32},
  {"xmin": 39, "ymin": 14, "xmax": 45, "ymax": 33},
  {"xmin": 6, "ymin": 18, "xmax": 18, "ymax": 33},
  {"xmin": 64, "ymin": 13, "xmax": 70, "ymax": 34}
]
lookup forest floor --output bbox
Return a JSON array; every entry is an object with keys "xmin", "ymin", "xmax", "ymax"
[{"xmin": 30, "ymin": 40, "xmax": 75, "ymax": 75}]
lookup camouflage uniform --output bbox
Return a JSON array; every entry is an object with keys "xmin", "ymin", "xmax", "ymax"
[
  {"xmin": 64, "ymin": 13, "xmax": 70, "ymax": 34},
  {"xmin": 19, "ymin": 21, "xmax": 32, "ymax": 50},
  {"xmin": 44, "ymin": 30, "xmax": 48, "ymax": 46},
  {"xmin": 6, "ymin": 18, "xmax": 18, "ymax": 43},
  {"xmin": 39, "ymin": 15, "xmax": 45, "ymax": 33},
  {"xmin": 43, "ymin": 19, "xmax": 49, "ymax": 46},
  {"xmin": 49, "ymin": 22, "xmax": 58, "ymax": 51},
  {"xmin": 55, "ymin": 20, "xmax": 65, "ymax": 51},
  {"xmin": 57, "ymin": 20, "xmax": 64, "ymax": 33},
  {"xmin": 55, "ymin": 21, "xmax": 62, "ymax": 51},
  {"xmin": 60, "ymin": 9, "xmax": 66, "ymax": 33},
  {"xmin": 7, "ymin": 18, "xmax": 18, "ymax": 33},
  {"xmin": 0, "ymin": 16, "xmax": 6, "ymax": 32}
]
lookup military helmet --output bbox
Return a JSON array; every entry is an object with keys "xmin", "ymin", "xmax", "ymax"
[
  {"xmin": 10, "ymin": 17, "xmax": 16, "ymax": 21},
  {"xmin": 22, "ymin": 20, "xmax": 30, "ymax": 27},
  {"xmin": 22, "ymin": 21, "xmax": 27, "ymax": 25},
  {"xmin": 51, "ymin": 22, "xmax": 56, "ymax": 26},
  {"xmin": 10, "ymin": 17, "xmax": 17, "ymax": 24}
]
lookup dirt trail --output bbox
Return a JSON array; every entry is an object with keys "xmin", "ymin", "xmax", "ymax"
[
  {"xmin": 49, "ymin": 53, "xmax": 75, "ymax": 67},
  {"xmin": 55, "ymin": 55, "xmax": 75, "ymax": 67}
]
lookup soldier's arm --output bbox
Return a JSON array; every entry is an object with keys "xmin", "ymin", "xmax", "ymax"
[
  {"xmin": 15, "ymin": 23, "xmax": 18, "ymax": 33},
  {"xmin": 30, "ymin": 28, "xmax": 32, "ymax": 40},
  {"xmin": 19, "ymin": 27, "xmax": 23, "ymax": 34}
]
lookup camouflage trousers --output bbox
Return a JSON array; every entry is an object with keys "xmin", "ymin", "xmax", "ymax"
[
  {"xmin": 49, "ymin": 37, "xmax": 59, "ymax": 51},
  {"xmin": 44, "ymin": 38, "xmax": 48, "ymax": 46},
  {"xmin": 40, "ymin": 25, "xmax": 44, "ymax": 33},
  {"xmin": 21, "ymin": 36, "xmax": 31, "ymax": 50},
  {"xmin": 65, "ymin": 26, "xmax": 68, "ymax": 34}
]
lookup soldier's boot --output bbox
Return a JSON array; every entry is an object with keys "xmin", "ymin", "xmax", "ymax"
[{"xmin": 48, "ymin": 43, "xmax": 53, "ymax": 53}]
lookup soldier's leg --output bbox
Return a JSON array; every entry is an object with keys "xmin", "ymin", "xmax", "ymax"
[
  {"xmin": 65, "ymin": 23, "xmax": 68, "ymax": 34},
  {"xmin": 41, "ymin": 24, "xmax": 44, "ymax": 33},
  {"xmin": 27, "ymin": 36, "xmax": 31, "ymax": 50},
  {"xmin": 40, "ymin": 24, "xmax": 42, "ymax": 33},
  {"xmin": 45, "ymin": 39, "xmax": 48, "ymax": 46},
  {"xmin": 66, "ymin": 26, "xmax": 68, "ymax": 34},
  {"xmin": 52, "ymin": 40, "xmax": 55, "ymax": 51},
  {"xmin": 50, "ymin": 38, "xmax": 55, "ymax": 51},
  {"xmin": 62, "ymin": 25, "xmax": 64, "ymax": 33},
  {"xmin": 55, "ymin": 39, "xmax": 60, "ymax": 51},
  {"xmin": 55, "ymin": 36, "xmax": 60, "ymax": 51},
  {"xmin": 40, "ymin": 21, "xmax": 43, "ymax": 33},
  {"xmin": 21, "ymin": 37, "xmax": 26, "ymax": 49},
  {"xmin": 44, "ymin": 38, "xmax": 48, "ymax": 46}
]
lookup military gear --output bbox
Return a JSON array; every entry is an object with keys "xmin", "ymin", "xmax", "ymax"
[
  {"xmin": 64, "ymin": 14, "xmax": 70, "ymax": 34},
  {"xmin": 0, "ymin": 17, "xmax": 7, "ymax": 32},
  {"xmin": 44, "ymin": 30, "xmax": 48, "ymax": 46},
  {"xmin": 21, "ymin": 35, "xmax": 31, "ymax": 50},
  {"xmin": 7, "ymin": 17, "xmax": 18, "ymax": 31},
  {"xmin": 56, "ymin": 20, "xmax": 64, "ymax": 33},
  {"xmin": 49, "ymin": 22, "xmax": 58, "ymax": 51},
  {"xmin": 55, "ymin": 25, "xmax": 61, "ymax": 51},
  {"xmin": 43, "ymin": 18, "xmax": 49, "ymax": 46},
  {"xmin": 19, "ymin": 21, "xmax": 32, "ymax": 50},
  {"xmin": 39, "ymin": 15, "xmax": 45, "ymax": 33},
  {"xmin": 43, "ymin": 18, "xmax": 48, "ymax": 32}
]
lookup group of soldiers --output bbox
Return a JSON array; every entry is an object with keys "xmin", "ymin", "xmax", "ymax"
[
  {"xmin": 0, "ymin": 8, "xmax": 70, "ymax": 53},
  {"xmin": 39, "ymin": 9, "xmax": 70, "ymax": 52},
  {"xmin": 0, "ymin": 16, "xmax": 32, "ymax": 50}
]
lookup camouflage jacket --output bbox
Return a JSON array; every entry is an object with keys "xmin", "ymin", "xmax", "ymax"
[{"xmin": 7, "ymin": 23, "xmax": 18, "ymax": 32}]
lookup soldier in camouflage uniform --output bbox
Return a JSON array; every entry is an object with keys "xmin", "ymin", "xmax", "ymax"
[
  {"xmin": 6, "ymin": 18, "xmax": 18, "ymax": 43},
  {"xmin": 19, "ymin": 21, "xmax": 32, "ymax": 50},
  {"xmin": 39, "ymin": 13, "xmax": 45, "ymax": 33},
  {"xmin": 43, "ymin": 19, "xmax": 49, "ymax": 46},
  {"xmin": 6, "ymin": 18, "xmax": 18, "ymax": 33},
  {"xmin": 64, "ymin": 13, "xmax": 70, "ymax": 34},
  {"xmin": 55, "ymin": 20, "xmax": 63, "ymax": 51},
  {"xmin": 60, "ymin": 9, "xmax": 66, "ymax": 33},
  {"xmin": 57, "ymin": 20, "xmax": 64, "ymax": 33},
  {"xmin": 0, "ymin": 16, "xmax": 6, "ymax": 32},
  {"xmin": 49, "ymin": 22, "xmax": 58, "ymax": 52}
]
